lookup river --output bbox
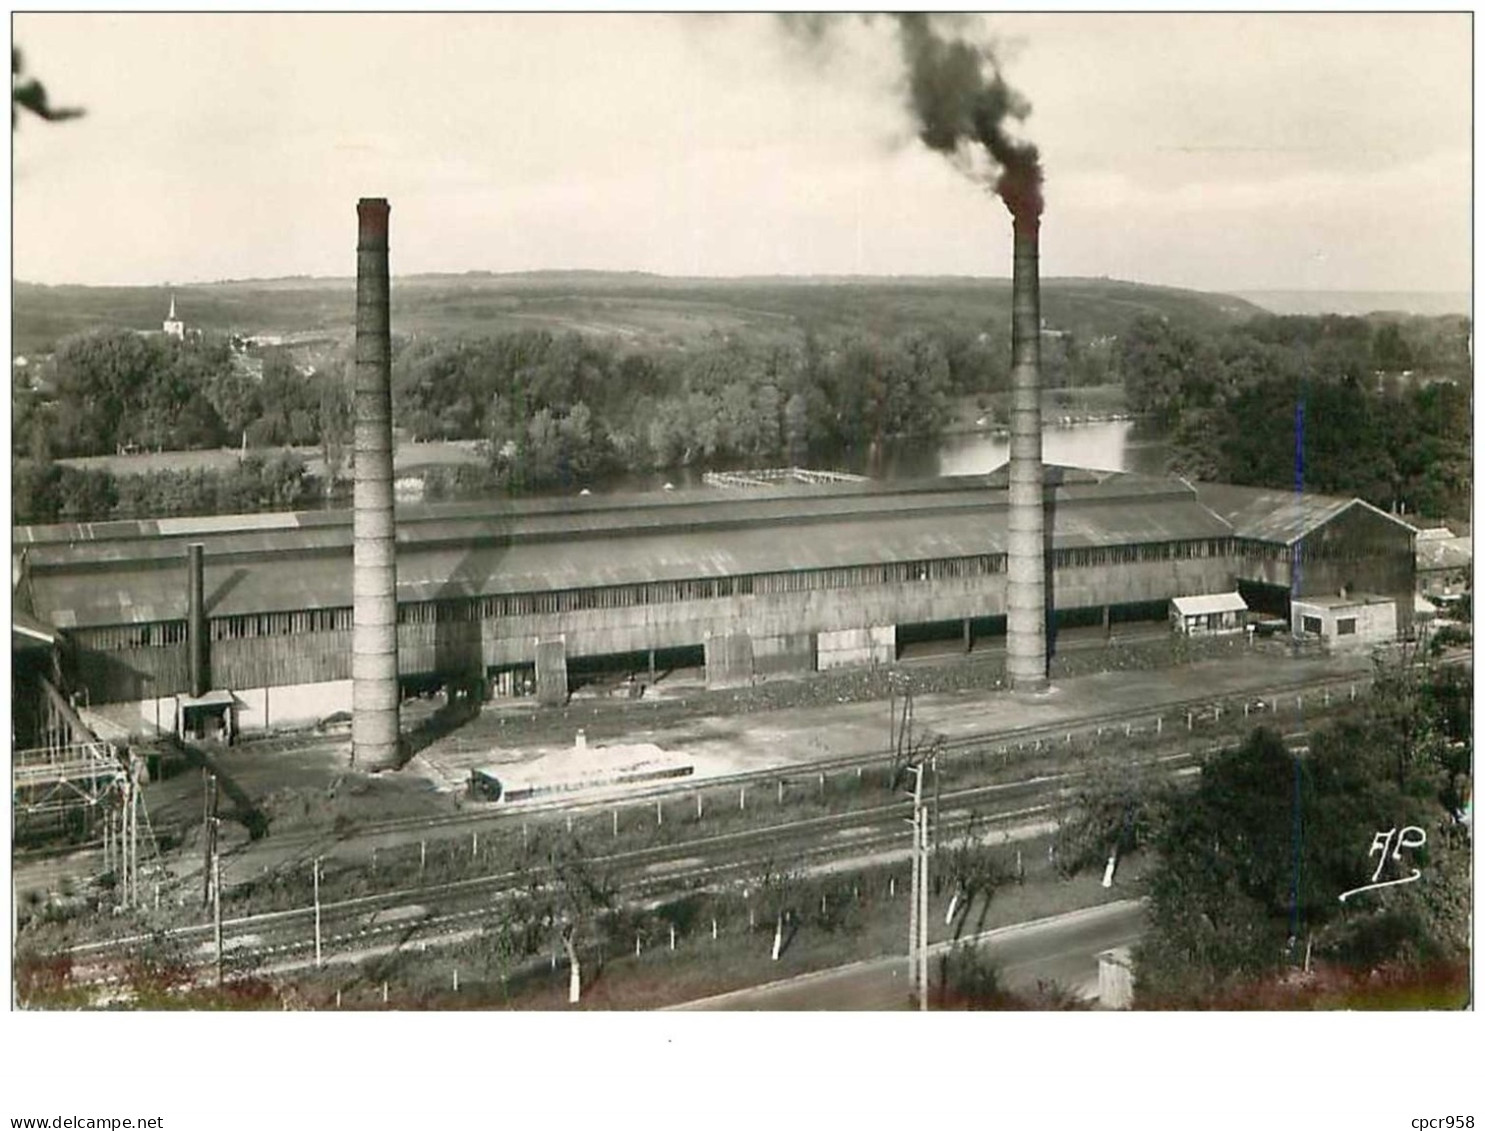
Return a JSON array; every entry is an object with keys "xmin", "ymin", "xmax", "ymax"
[
  {"xmin": 870, "ymin": 420, "xmax": 1169, "ymax": 480},
  {"xmin": 580, "ymin": 420, "xmax": 1169, "ymax": 494}
]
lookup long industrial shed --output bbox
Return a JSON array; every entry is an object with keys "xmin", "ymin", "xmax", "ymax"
[{"xmin": 12, "ymin": 465, "xmax": 1414, "ymax": 740}]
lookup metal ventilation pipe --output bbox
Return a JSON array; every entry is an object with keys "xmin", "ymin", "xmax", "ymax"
[
  {"xmin": 352, "ymin": 197, "xmax": 401, "ymax": 771},
  {"xmin": 187, "ymin": 542, "xmax": 207, "ymax": 698},
  {"xmin": 1005, "ymin": 210, "xmax": 1048, "ymax": 692}
]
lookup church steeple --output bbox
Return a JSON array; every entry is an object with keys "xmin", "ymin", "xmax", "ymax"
[{"xmin": 163, "ymin": 291, "xmax": 184, "ymax": 339}]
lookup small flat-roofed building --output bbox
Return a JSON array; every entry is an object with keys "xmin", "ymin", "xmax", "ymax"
[
  {"xmin": 1169, "ymin": 591, "xmax": 1247, "ymax": 635},
  {"xmin": 1414, "ymin": 527, "xmax": 1471, "ymax": 598},
  {"xmin": 1197, "ymin": 483, "xmax": 1417, "ymax": 640},
  {"xmin": 1291, "ymin": 594, "xmax": 1396, "ymax": 650}
]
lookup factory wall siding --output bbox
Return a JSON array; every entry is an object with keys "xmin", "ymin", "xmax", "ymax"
[
  {"xmin": 1293, "ymin": 507, "xmax": 1414, "ymax": 638},
  {"xmin": 752, "ymin": 631, "xmax": 816, "ymax": 676},
  {"xmin": 472, "ymin": 576, "xmax": 1010, "ymax": 668},
  {"xmin": 1049, "ymin": 559, "xmax": 1237, "ymax": 611},
  {"xmin": 71, "ymin": 645, "xmax": 191, "ymax": 704},
  {"xmin": 57, "ymin": 521, "xmax": 1409, "ymax": 702},
  {"xmin": 213, "ymin": 630, "xmax": 353, "ymax": 689}
]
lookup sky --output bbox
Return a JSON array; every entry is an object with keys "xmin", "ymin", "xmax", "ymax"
[{"xmin": 9, "ymin": 12, "xmax": 1473, "ymax": 294}]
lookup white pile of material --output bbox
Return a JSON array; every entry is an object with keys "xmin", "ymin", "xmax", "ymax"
[{"xmin": 499, "ymin": 741, "xmax": 693, "ymax": 799}]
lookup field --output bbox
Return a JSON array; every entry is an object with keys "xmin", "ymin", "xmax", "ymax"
[{"xmin": 12, "ymin": 272, "xmax": 1265, "ymax": 358}]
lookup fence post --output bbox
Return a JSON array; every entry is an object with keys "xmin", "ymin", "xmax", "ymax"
[
  {"xmin": 613, "ymin": 809, "xmax": 619, "ymax": 838},
  {"xmin": 669, "ymin": 924, "xmax": 676, "ymax": 951},
  {"xmin": 472, "ymin": 831, "xmax": 478, "ymax": 858},
  {"xmin": 453, "ymin": 969, "xmax": 459, "ymax": 993},
  {"xmin": 711, "ymin": 918, "xmax": 718, "ymax": 940},
  {"xmin": 420, "ymin": 840, "xmax": 426, "ymax": 874},
  {"xmin": 740, "ymin": 786, "xmax": 746, "ymax": 811},
  {"xmin": 656, "ymin": 800, "xmax": 663, "ymax": 827}
]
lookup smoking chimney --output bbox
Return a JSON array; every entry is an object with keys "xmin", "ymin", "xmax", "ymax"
[
  {"xmin": 352, "ymin": 198, "xmax": 401, "ymax": 771},
  {"xmin": 1005, "ymin": 208, "xmax": 1048, "ymax": 692},
  {"xmin": 874, "ymin": 14, "xmax": 1048, "ymax": 688}
]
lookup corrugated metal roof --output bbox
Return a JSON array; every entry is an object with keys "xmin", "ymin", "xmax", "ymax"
[
  {"xmin": 1171, "ymin": 592, "xmax": 1247, "ymax": 616},
  {"xmin": 24, "ymin": 473, "xmax": 1244, "ymax": 628},
  {"xmin": 1192, "ymin": 483, "xmax": 1414, "ymax": 545},
  {"xmin": 12, "ymin": 607, "xmax": 57, "ymax": 646},
  {"xmin": 1417, "ymin": 536, "xmax": 1471, "ymax": 572}
]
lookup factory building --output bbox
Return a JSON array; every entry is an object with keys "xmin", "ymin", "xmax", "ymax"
[{"xmin": 11, "ymin": 466, "xmax": 1415, "ymax": 743}]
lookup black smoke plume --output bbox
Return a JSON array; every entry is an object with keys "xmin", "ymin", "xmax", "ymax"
[
  {"xmin": 779, "ymin": 14, "xmax": 1043, "ymax": 220},
  {"xmin": 893, "ymin": 13, "xmax": 1042, "ymax": 221}
]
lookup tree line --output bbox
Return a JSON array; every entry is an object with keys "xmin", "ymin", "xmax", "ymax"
[
  {"xmin": 1056, "ymin": 659, "xmax": 1471, "ymax": 1006},
  {"xmin": 1119, "ymin": 311, "xmax": 1472, "ymax": 521},
  {"xmin": 11, "ymin": 308, "xmax": 1468, "ymax": 524},
  {"xmin": 12, "ymin": 328, "xmax": 351, "ymax": 462},
  {"xmin": 13, "ymin": 323, "xmax": 995, "ymax": 518},
  {"xmin": 12, "ymin": 451, "xmax": 319, "ymax": 526}
]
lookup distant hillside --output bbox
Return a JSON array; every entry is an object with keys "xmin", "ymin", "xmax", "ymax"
[
  {"xmin": 1236, "ymin": 290, "xmax": 1471, "ymax": 318},
  {"xmin": 11, "ymin": 273, "xmax": 1265, "ymax": 357}
]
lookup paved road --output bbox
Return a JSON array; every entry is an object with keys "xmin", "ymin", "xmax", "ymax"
[{"xmin": 672, "ymin": 899, "xmax": 1146, "ymax": 1011}]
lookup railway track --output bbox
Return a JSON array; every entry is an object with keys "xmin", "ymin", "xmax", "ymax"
[
  {"xmin": 60, "ymin": 731, "xmax": 1301, "ymax": 976},
  {"xmin": 202, "ymin": 666, "xmax": 1376, "ymax": 875},
  {"xmin": 27, "ymin": 660, "xmax": 1422, "ymax": 981}
]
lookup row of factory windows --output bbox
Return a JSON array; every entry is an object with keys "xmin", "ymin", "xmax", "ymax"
[
  {"xmin": 71, "ymin": 552, "xmax": 1011, "ymax": 647},
  {"xmin": 72, "ymin": 538, "xmax": 1325, "ymax": 650},
  {"xmin": 1049, "ymin": 538, "xmax": 1239, "ymax": 570},
  {"xmin": 398, "ymin": 555, "xmax": 1013, "ymax": 624},
  {"xmin": 74, "ymin": 621, "xmax": 190, "ymax": 650},
  {"xmin": 74, "ymin": 608, "xmax": 353, "ymax": 650},
  {"xmin": 211, "ymin": 607, "xmax": 354, "ymax": 640}
]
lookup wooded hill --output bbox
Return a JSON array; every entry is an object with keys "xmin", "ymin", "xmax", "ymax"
[{"xmin": 11, "ymin": 273, "xmax": 1263, "ymax": 358}]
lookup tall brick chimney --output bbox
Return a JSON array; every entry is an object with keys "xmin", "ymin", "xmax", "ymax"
[
  {"xmin": 352, "ymin": 198, "xmax": 401, "ymax": 771},
  {"xmin": 1005, "ymin": 210, "xmax": 1048, "ymax": 692}
]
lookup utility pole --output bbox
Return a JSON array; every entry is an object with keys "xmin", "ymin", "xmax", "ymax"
[
  {"xmin": 908, "ymin": 790, "xmax": 919, "ymax": 997},
  {"xmin": 212, "ymin": 817, "xmax": 223, "ymax": 987},
  {"xmin": 919, "ymin": 764, "xmax": 930, "ymax": 1012},
  {"xmin": 120, "ymin": 776, "xmax": 131, "ymax": 910},
  {"xmin": 202, "ymin": 772, "xmax": 218, "ymax": 908},
  {"xmin": 908, "ymin": 761, "xmax": 930, "ymax": 1008},
  {"xmin": 130, "ymin": 770, "xmax": 140, "ymax": 908},
  {"xmin": 313, "ymin": 857, "xmax": 323, "ymax": 969}
]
